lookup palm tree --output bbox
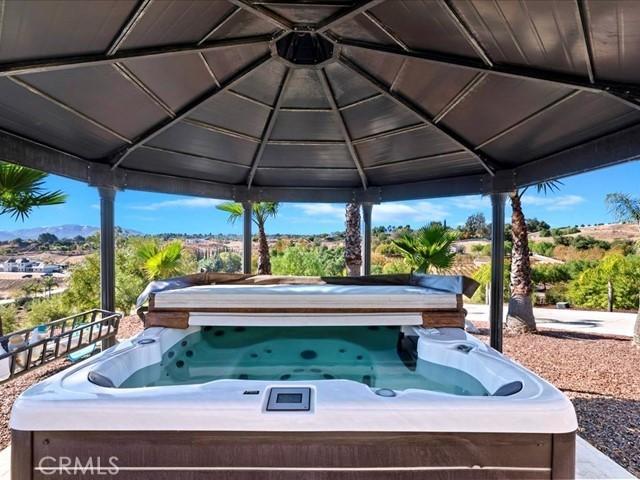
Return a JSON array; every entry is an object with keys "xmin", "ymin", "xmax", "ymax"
[
  {"xmin": 605, "ymin": 192, "xmax": 640, "ymax": 346},
  {"xmin": 392, "ymin": 224, "xmax": 457, "ymax": 273},
  {"xmin": 0, "ymin": 162, "xmax": 66, "ymax": 220},
  {"xmin": 0, "ymin": 162, "xmax": 66, "ymax": 336},
  {"xmin": 135, "ymin": 240, "xmax": 186, "ymax": 280},
  {"xmin": 344, "ymin": 203, "xmax": 362, "ymax": 276},
  {"xmin": 506, "ymin": 181, "xmax": 560, "ymax": 334},
  {"xmin": 42, "ymin": 276, "xmax": 57, "ymax": 299},
  {"xmin": 216, "ymin": 202, "xmax": 279, "ymax": 275}
]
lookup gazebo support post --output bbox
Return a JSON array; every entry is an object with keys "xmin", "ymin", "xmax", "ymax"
[
  {"xmin": 490, "ymin": 193, "xmax": 507, "ymax": 352},
  {"xmin": 362, "ymin": 203, "xmax": 373, "ymax": 275},
  {"xmin": 98, "ymin": 186, "xmax": 116, "ymax": 349},
  {"xmin": 242, "ymin": 201, "xmax": 252, "ymax": 274}
]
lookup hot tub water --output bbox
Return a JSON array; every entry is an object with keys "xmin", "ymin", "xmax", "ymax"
[{"xmin": 120, "ymin": 326, "xmax": 489, "ymax": 396}]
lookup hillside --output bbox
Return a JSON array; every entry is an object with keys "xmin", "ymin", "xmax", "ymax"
[{"xmin": 0, "ymin": 225, "xmax": 141, "ymax": 241}]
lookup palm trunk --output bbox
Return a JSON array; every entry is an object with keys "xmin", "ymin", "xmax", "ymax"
[
  {"xmin": 506, "ymin": 192, "xmax": 537, "ymax": 333},
  {"xmin": 344, "ymin": 203, "xmax": 362, "ymax": 277},
  {"xmin": 257, "ymin": 223, "xmax": 271, "ymax": 275}
]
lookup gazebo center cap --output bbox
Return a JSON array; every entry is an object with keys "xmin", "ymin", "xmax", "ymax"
[{"xmin": 275, "ymin": 32, "xmax": 334, "ymax": 66}]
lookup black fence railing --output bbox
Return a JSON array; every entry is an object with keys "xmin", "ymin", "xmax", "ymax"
[{"xmin": 0, "ymin": 309, "xmax": 121, "ymax": 384}]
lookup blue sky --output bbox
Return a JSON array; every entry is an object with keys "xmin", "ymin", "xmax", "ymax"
[{"xmin": 1, "ymin": 160, "xmax": 638, "ymax": 235}]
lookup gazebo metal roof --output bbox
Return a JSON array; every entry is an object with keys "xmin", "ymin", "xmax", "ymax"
[{"xmin": 1, "ymin": 0, "xmax": 640, "ymax": 203}]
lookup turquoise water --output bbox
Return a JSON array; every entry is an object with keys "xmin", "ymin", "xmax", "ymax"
[{"xmin": 120, "ymin": 326, "xmax": 489, "ymax": 395}]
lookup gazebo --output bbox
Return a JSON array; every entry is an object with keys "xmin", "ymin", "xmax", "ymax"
[{"xmin": 1, "ymin": 0, "xmax": 639, "ymax": 352}]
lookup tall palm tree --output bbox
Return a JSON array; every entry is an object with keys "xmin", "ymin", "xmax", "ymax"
[
  {"xmin": 0, "ymin": 162, "xmax": 66, "ymax": 220},
  {"xmin": 135, "ymin": 240, "xmax": 185, "ymax": 280},
  {"xmin": 344, "ymin": 203, "xmax": 362, "ymax": 276},
  {"xmin": 605, "ymin": 192, "xmax": 640, "ymax": 346},
  {"xmin": 506, "ymin": 181, "xmax": 560, "ymax": 334},
  {"xmin": 216, "ymin": 202, "xmax": 279, "ymax": 275},
  {"xmin": 0, "ymin": 162, "xmax": 66, "ymax": 336},
  {"xmin": 42, "ymin": 276, "xmax": 57, "ymax": 299},
  {"xmin": 392, "ymin": 224, "xmax": 457, "ymax": 273}
]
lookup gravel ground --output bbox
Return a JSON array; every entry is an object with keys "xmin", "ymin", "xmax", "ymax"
[
  {"xmin": 474, "ymin": 323, "xmax": 639, "ymax": 477},
  {"xmin": 1, "ymin": 317, "xmax": 638, "ymax": 476},
  {"xmin": 0, "ymin": 315, "xmax": 143, "ymax": 449}
]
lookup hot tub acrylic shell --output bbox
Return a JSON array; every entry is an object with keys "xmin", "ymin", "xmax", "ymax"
[{"xmin": 11, "ymin": 327, "xmax": 577, "ymax": 479}]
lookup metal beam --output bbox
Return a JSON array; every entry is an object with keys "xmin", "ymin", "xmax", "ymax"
[
  {"xmin": 362, "ymin": 12, "xmax": 408, "ymax": 51},
  {"xmin": 246, "ymin": 67, "xmax": 293, "ymax": 188},
  {"xmin": 242, "ymin": 201, "xmax": 253, "ymax": 274},
  {"xmin": 433, "ymin": 72, "xmax": 487, "ymax": 124},
  {"xmin": 183, "ymin": 118, "xmax": 260, "ymax": 143},
  {"xmin": 0, "ymin": 35, "xmax": 273, "ymax": 77},
  {"xmin": 198, "ymin": 7, "xmax": 242, "ymax": 45},
  {"xmin": 439, "ymin": 0, "xmax": 493, "ymax": 66},
  {"xmin": 333, "ymin": 38, "xmax": 640, "ymax": 103},
  {"xmin": 339, "ymin": 93, "xmax": 382, "ymax": 110},
  {"xmin": 339, "ymin": 55, "xmax": 497, "ymax": 176},
  {"xmin": 362, "ymin": 203, "xmax": 373, "ymax": 275},
  {"xmin": 98, "ymin": 186, "xmax": 117, "ymax": 348},
  {"xmin": 227, "ymin": 0, "xmax": 292, "ymax": 31},
  {"xmin": 316, "ymin": 0, "xmax": 386, "ymax": 33},
  {"xmin": 111, "ymin": 54, "xmax": 271, "ymax": 169},
  {"xmin": 489, "ymin": 192, "xmax": 507, "ymax": 352},
  {"xmin": 351, "ymin": 123, "xmax": 427, "ymax": 145},
  {"xmin": 576, "ymin": 0, "xmax": 596, "ymax": 84},
  {"xmin": 112, "ymin": 63, "xmax": 175, "ymax": 117},
  {"xmin": 318, "ymin": 68, "xmax": 369, "ymax": 189},
  {"xmin": 107, "ymin": 0, "xmax": 154, "ymax": 56}
]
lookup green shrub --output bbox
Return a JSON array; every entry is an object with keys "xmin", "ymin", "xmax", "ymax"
[
  {"xmin": 272, "ymin": 245, "xmax": 345, "ymax": 276},
  {"xmin": 27, "ymin": 296, "xmax": 73, "ymax": 328},
  {"xmin": 567, "ymin": 254, "xmax": 640, "ymax": 310},
  {"xmin": 0, "ymin": 304, "xmax": 20, "ymax": 334},
  {"xmin": 529, "ymin": 241, "xmax": 555, "ymax": 257},
  {"xmin": 545, "ymin": 284, "xmax": 569, "ymax": 305}
]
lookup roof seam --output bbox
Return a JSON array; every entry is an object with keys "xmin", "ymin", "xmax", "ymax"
[
  {"xmin": 111, "ymin": 63, "xmax": 175, "ymax": 118},
  {"xmin": 318, "ymin": 67, "xmax": 369, "ymax": 189},
  {"xmin": 246, "ymin": 67, "xmax": 293, "ymax": 188},
  {"xmin": 182, "ymin": 118, "xmax": 261, "ymax": 143},
  {"xmin": 106, "ymin": 0, "xmax": 155, "ymax": 56},
  {"xmin": 439, "ymin": 0, "xmax": 493, "ymax": 66},
  {"xmin": 140, "ymin": 145, "xmax": 251, "ymax": 169},
  {"xmin": 198, "ymin": 6, "xmax": 242, "ymax": 45}
]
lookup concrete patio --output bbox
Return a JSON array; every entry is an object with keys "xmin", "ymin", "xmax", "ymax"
[
  {"xmin": 465, "ymin": 304, "xmax": 637, "ymax": 338},
  {"xmin": 0, "ymin": 437, "xmax": 635, "ymax": 479}
]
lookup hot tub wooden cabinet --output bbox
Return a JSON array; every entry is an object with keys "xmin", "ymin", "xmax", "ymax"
[{"xmin": 12, "ymin": 429, "xmax": 575, "ymax": 479}]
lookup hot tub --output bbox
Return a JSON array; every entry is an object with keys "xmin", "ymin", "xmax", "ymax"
[{"xmin": 11, "ymin": 323, "xmax": 577, "ymax": 479}]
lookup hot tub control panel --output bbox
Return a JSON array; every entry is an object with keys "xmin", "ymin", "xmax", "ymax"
[{"xmin": 266, "ymin": 387, "xmax": 311, "ymax": 411}]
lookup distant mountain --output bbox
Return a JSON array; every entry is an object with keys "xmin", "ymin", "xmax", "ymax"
[{"xmin": 0, "ymin": 225, "xmax": 141, "ymax": 241}]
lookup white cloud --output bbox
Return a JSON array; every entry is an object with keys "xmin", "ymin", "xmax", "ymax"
[
  {"xmin": 449, "ymin": 195, "xmax": 490, "ymax": 210},
  {"xmin": 129, "ymin": 198, "xmax": 224, "ymax": 211},
  {"xmin": 291, "ymin": 202, "xmax": 450, "ymax": 225},
  {"xmin": 522, "ymin": 194, "xmax": 585, "ymax": 211}
]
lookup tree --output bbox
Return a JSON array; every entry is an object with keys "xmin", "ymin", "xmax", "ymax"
[
  {"xmin": 460, "ymin": 212, "xmax": 490, "ymax": 239},
  {"xmin": 605, "ymin": 192, "xmax": 640, "ymax": 346},
  {"xmin": 506, "ymin": 181, "xmax": 560, "ymax": 334},
  {"xmin": 216, "ymin": 202, "xmax": 279, "ymax": 275},
  {"xmin": 42, "ymin": 275, "xmax": 57, "ymax": 298},
  {"xmin": 526, "ymin": 218, "xmax": 550, "ymax": 233},
  {"xmin": 37, "ymin": 232, "xmax": 59, "ymax": 245},
  {"xmin": 392, "ymin": 224, "xmax": 457, "ymax": 273},
  {"xmin": 344, "ymin": 203, "xmax": 362, "ymax": 276},
  {"xmin": 0, "ymin": 163, "xmax": 66, "ymax": 335},
  {"xmin": 134, "ymin": 239, "xmax": 188, "ymax": 281}
]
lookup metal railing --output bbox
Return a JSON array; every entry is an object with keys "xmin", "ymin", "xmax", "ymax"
[{"xmin": 0, "ymin": 309, "xmax": 121, "ymax": 384}]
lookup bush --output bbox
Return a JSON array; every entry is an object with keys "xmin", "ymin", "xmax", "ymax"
[
  {"xmin": 567, "ymin": 254, "xmax": 640, "ymax": 310},
  {"xmin": 529, "ymin": 241, "xmax": 555, "ymax": 257},
  {"xmin": 545, "ymin": 284, "xmax": 569, "ymax": 305},
  {"xmin": 0, "ymin": 304, "xmax": 20, "ymax": 334},
  {"xmin": 381, "ymin": 258, "xmax": 411, "ymax": 274},
  {"xmin": 27, "ymin": 296, "xmax": 73, "ymax": 328},
  {"xmin": 271, "ymin": 245, "xmax": 345, "ymax": 276}
]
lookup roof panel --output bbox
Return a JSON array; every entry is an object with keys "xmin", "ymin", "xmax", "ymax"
[
  {"xmin": 281, "ymin": 70, "xmax": 330, "ymax": 109},
  {"xmin": 227, "ymin": 59, "xmax": 287, "ymax": 106},
  {"xmin": 329, "ymin": 14, "xmax": 397, "ymax": 46},
  {"xmin": 121, "ymin": 53, "xmax": 216, "ymax": 112},
  {"xmin": 17, "ymin": 66, "xmax": 169, "ymax": 139},
  {"xmin": 484, "ymin": 92, "xmax": 640, "ymax": 164},
  {"xmin": 119, "ymin": 0, "xmax": 235, "ymax": 50},
  {"xmin": 342, "ymin": 96, "xmax": 419, "ymax": 140},
  {"xmin": 0, "ymin": 78, "xmax": 123, "ymax": 159},
  {"xmin": 394, "ymin": 59, "xmax": 481, "ymax": 117},
  {"xmin": 585, "ymin": 0, "xmax": 640, "ymax": 84},
  {"xmin": 123, "ymin": 147, "xmax": 248, "ymax": 184},
  {"xmin": 260, "ymin": 144, "xmax": 354, "ymax": 169},
  {"xmin": 453, "ymin": 0, "xmax": 591, "ymax": 77},
  {"xmin": 0, "ymin": 0, "xmax": 135, "ymax": 62},
  {"xmin": 205, "ymin": 9, "xmax": 278, "ymax": 40},
  {"xmin": 368, "ymin": 0, "xmax": 479, "ymax": 57},
  {"xmin": 270, "ymin": 112, "xmax": 343, "ymax": 141},
  {"xmin": 341, "ymin": 46, "xmax": 404, "ymax": 87},
  {"xmin": 324, "ymin": 62, "xmax": 379, "ymax": 107},
  {"xmin": 355, "ymin": 127, "xmax": 463, "ymax": 167},
  {"xmin": 265, "ymin": 5, "xmax": 344, "ymax": 24},
  {"xmin": 441, "ymin": 75, "xmax": 572, "ymax": 145},
  {"xmin": 188, "ymin": 91, "xmax": 270, "ymax": 139},
  {"xmin": 203, "ymin": 44, "xmax": 271, "ymax": 84},
  {"xmin": 253, "ymin": 168, "xmax": 360, "ymax": 188},
  {"xmin": 366, "ymin": 152, "xmax": 484, "ymax": 185},
  {"xmin": 148, "ymin": 121, "xmax": 257, "ymax": 165}
]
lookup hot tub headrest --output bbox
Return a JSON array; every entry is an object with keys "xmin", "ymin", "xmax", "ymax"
[{"xmin": 492, "ymin": 381, "xmax": 523, "ymax": 396}]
